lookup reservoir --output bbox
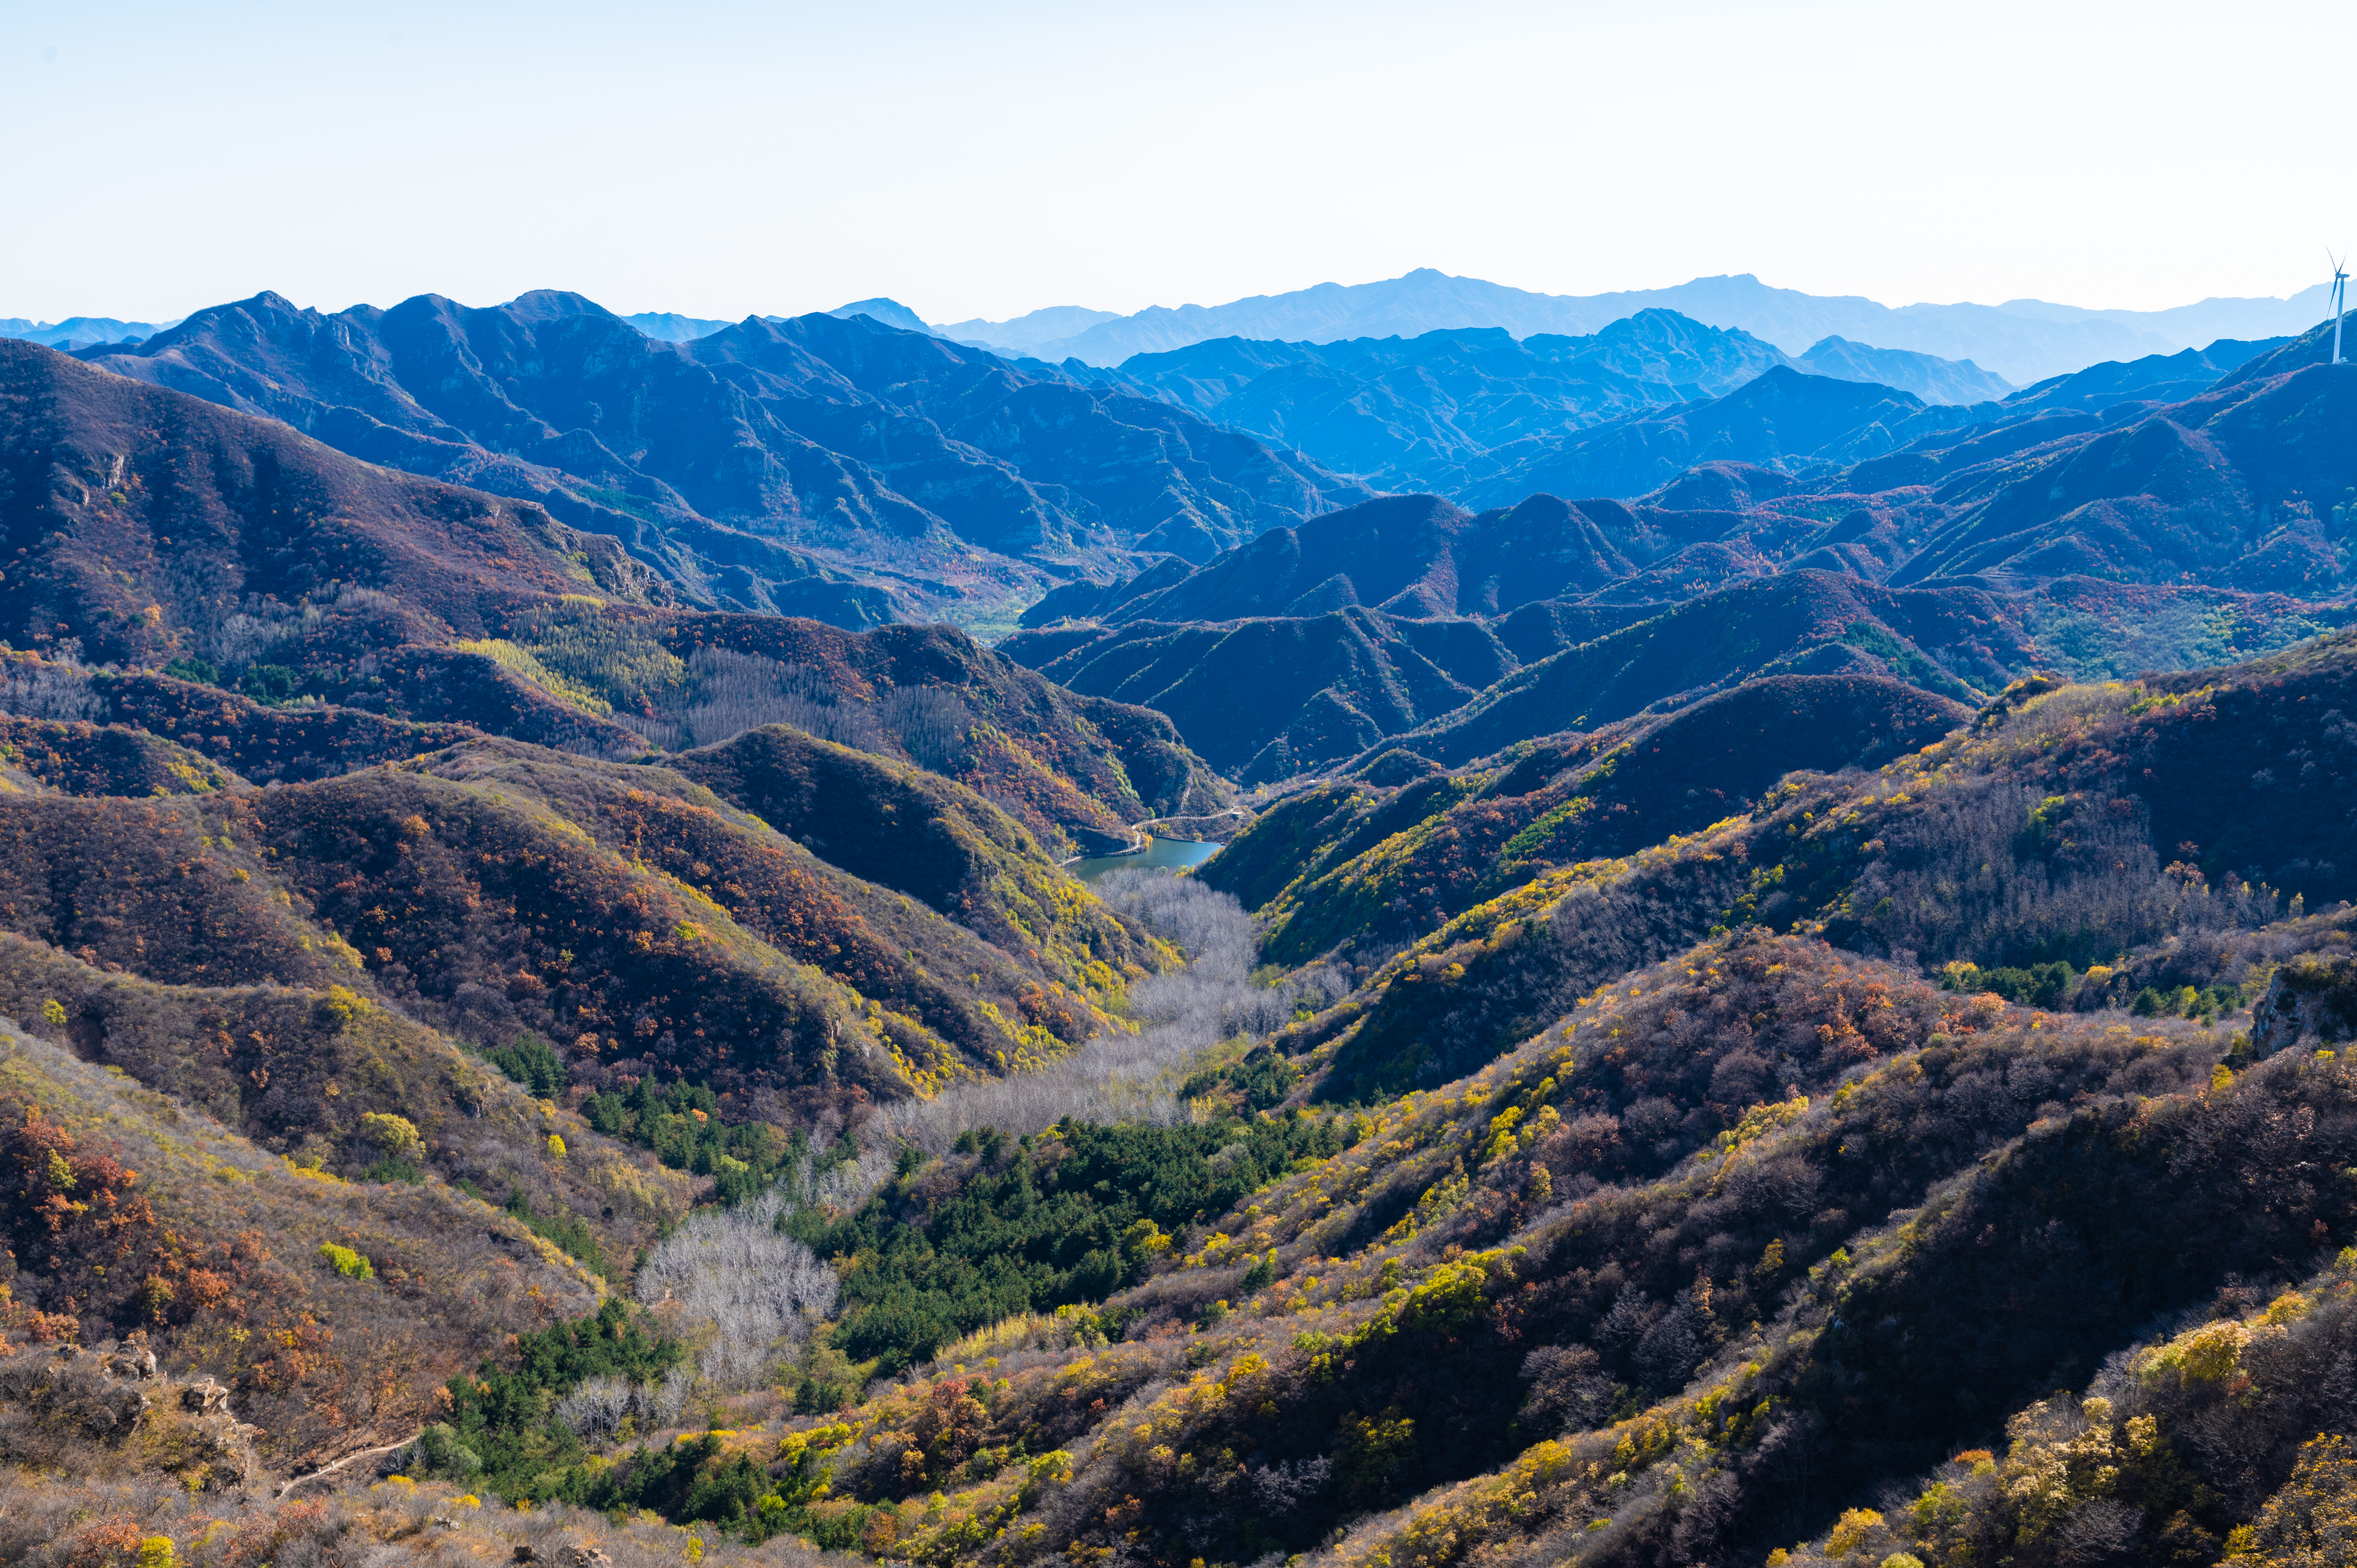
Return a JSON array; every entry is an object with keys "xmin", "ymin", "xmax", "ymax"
[{"xmin": 1069, "ymin": 836, "xmax": 1223, "ymax": 882}]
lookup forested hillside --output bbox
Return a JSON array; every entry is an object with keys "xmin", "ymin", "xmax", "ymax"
[
  {"xmin": 72, "ymin": 291, "xmax": 1375, "ymax": 628},
  {"xmin": 17, "ymin": 575, "xmax": 2357, "ymax": 1568},
  {"xmin": 1010, "ymin": 318, "xmax": 2357, "ymax": 782},
  {"xmin": 0, "ymin": 341, "xmax": 1231, "ymax": 853},
  {"xmin": 16, "ymin": 250, "xmax": 2357, "ymax": 1568},
  {"xmin": 647, "ymin": 647, "xmax": 2357, "ymax": 1568}
]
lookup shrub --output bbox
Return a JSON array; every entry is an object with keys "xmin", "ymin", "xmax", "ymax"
[
  {"xmin": 160, "ymin": 656, "xmax": 216, "ymax": 686},
  {"xmin": 504, "ymin": 1188, "xmax": 608, "ymax": 1276},
  {"xmin": 317, "ymin": 1242, "xmax": 373, "ymax": 1280},
  {"xmin": 1826, "ymin": 1507, "xmax": 1885, "ymax": 1556},
  {"xmin": 2227, "ymin": 1433, "xmax": 2357, "ymax": 1566},
  {"xmin": 440, "ymin": 1296, "xmax": 685, "ymax": 1502},
  {"xmin": 357, "ymin": 1112, "xmax": 422, "ymax": 1164},
  {"xmin": 805, "ymin": 1113, "xmax": 1344, "ymax": 1372},
  {"xmin": 581, "ymin": 1077, "xmax": 807, "ymax": 1200},
  {"xmin": 239, "ymin": 664, "xmax": 300, "ymax": 705},
  {"xmin": 406, "ymin": 1421, "xmax": 484, "ymax": 1480}
]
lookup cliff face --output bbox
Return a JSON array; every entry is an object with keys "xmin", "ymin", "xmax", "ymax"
[{"xmin": 2250, "ymin": 954, "xmax": 2357, "ymax": 1055}]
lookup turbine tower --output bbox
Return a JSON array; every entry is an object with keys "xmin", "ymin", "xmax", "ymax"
[{"xmin": 2334, "ymin": 251, "xmax": 2350, "ymax": 365}]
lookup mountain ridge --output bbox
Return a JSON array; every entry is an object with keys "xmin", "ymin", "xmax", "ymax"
[
  {"xmin": 1006, "ymin": 320, "xmax": 2357, "ymax": 782},
  {"xmin": 72, "ymin": 290, "xmax": 1375, "ymax": 629},
  {"xmin": 927, "ymin": 267, "xmax": 2337, "ymax": 383},
  {"xmin": 0, "ymin": 314, "xmax": 178, "ymax": 350}
]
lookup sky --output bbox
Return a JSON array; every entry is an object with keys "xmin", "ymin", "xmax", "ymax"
[{"xmin": 4, "ymin": 0, "xmax": 2352, "ymax": 327}]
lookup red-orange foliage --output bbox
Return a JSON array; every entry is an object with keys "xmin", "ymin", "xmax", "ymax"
[
  {"xmin": 97, "ymin": 670, "xmax": 481, "ymax": 784},
  {"xmin": 0, "ymin": 795, "xmax": 341, "ymax": 988},
  {"xmin": 0, "ymin": 1098, "xmax": 277, "ymax": 1347}
]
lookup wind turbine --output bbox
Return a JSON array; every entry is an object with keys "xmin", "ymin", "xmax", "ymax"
[{"xmin": 2333, "ymin": 250, "xmax": 2350, "ymax": 365}]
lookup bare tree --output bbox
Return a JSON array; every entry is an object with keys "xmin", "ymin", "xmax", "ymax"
[
  {"xmin": 613, "ymin": 713, "xmax": 686, "ymax": 750},
  {"xmin": 555, "ymin": 1365, "xmax": 699, "ymax": 1440},
  {"xmin": 811, "ymin": 1148, "xmax": 896, "ymax": 1213},
  {"xmin": 666, "ymin": 649, "xmax": 886, "ymax": 751},
  {"xmin": 634, "ymin": 1190, "xmax": 838, "ymax": 1390},
  {"xmin": 0, "ymin": 664, "xmax": 102, "ymax": 722},
  {"xmin": 553, "ymin": 1374, "xmax": 634, "ymax": 1442},
  {"xmin": 213, "ymin": 601, "xmax": 325, "ymax": 668},
  {"xmin": 625, "ymin": 650, "xmax": 984, "ymax": 774},
  {"xmin": 871, "ymin": 871, "xmax": 1348, "ymax": 1155},
  {"xmin": 877, "ymin": 686, "xmax": 975, "ymax": 772},
  {"xmin": 1845, "ymin": 778, "xmax": 2276, "ymax": 966}
]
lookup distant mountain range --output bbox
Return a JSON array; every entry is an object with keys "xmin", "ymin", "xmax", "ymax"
[
  {"xmin": 625, "ymin": 298, "xmax": 946, "ymax": 343},
  {"xmin": 22, "ymin": 267, "xmax": 2334, "ymax": 390},
  {"xmin": 73, "ymin": 290, "xmax": 1372, "ymax": 629},
  {"xmin": 1004, "ymin": 317, "xmax": 2357, "ymax": 779},
  {"xmin": 1091, "ymin": 311, "xmax": 2016, "ymax": 492},
  {"xmin": 47, "ymin": 280, "xmax": 2336, "ymax": 667},
  {"xmin": 1438, "ymin": 334, "xmax": 2290, "ymax": 511},
  {"xmin": 0, "ymin": 314, "xmax": 178, "ymax": 350},
  {"xmin": 627, "ymin": 304, "xmax": 2020, "ymax": 507},
  {"xmin": 856, "ymin": 268, "xmax": 2337, "ymax": 385},
  {"xmin": 934, "ymin": 302, "xmax": 1120, "ymax": 347}
]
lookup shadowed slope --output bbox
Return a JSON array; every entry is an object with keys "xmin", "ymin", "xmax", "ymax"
[
  {"xmin": 0, "ymin": 338, "xmax": 666, "ymax": 669},
  {"xmin": 79, "ymin": 291, "xmax": 1375, "ymax": 622},
  {"xmin": 1215, "ymin": 673, "xmax": 1971, "ymax": 971}
]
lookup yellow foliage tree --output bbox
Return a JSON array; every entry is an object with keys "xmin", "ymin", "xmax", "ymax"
[
  {"xmin": 2226, "ymin": 1433, "xmax": 2357, "ymax": 1566},
  {"xmin": 358, "ymin": 1112, "xmax": 422, "ymax": 1163},
  {"xmin": 1825, "ymin": 1508, "xmax": 1885, "ymax": 1558}
]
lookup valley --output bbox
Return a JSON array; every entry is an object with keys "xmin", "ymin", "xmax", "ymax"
[{"xmin": 4, "ymin": 263, "xmax": 2357, "ymax": 1568}]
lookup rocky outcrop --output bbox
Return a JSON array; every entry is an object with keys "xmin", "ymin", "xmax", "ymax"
[
  {"xmin": 2249, "ymin": 955, "xmax": 2357, "ymax": 1057},
  {"xmin": 0, "ymin": 1337, "xmax": 261, "ymax": 1489}
]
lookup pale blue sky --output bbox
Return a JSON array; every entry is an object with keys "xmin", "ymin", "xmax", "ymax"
[{"xmin": 4, "ymin": 0, "xmax": 2348, "ymax": 325}]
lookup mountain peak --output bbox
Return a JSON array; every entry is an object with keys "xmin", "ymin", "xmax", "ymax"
[
  {"xmin": 500, "ymin": 289, "xmax": 623, "ymax": 323},
  {"xmin": 827, "ymin": 297, "xmax": 932, "ymax": 334}
]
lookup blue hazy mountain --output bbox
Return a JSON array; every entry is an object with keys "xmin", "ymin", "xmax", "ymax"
[
  {"xmin": 627, "ymin": 298, "xmax": 936, "ymax": 342},
  {"xmin": 624, "ymin": 311, "xmax": 735, "ymax": 341},
  {"xmin": 1099, "ymin": 313, "xmax": 2009, "ymax": 491},
  {"xmin": 825, "ymin": 297, "xmax": 934, "ymax": 334},
  {"xmin": 1005, "ymin": 320, "xmax": 2357, "ymax": 778},
  {"xmin": 0, "ymin": 315, "xmax": 178, "ymax": 350},
  {"xmin": 982, "ymin": 269, "xmax": 2335, "ymax": 384},
  {"xmin": 1792, "ymin": 336, "xmax": 2012, "ymax": 403},
  {"xmin": 77, "ymin": 288, "xmax": 1369, "ymax": 627},
  {"xmin": 1998, "ymin": 337, "xmax": 2291, "ymax": 416},
  {"xmin": 932, "ymin": 304, "xmax": 1123, "ymax": 354}
]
